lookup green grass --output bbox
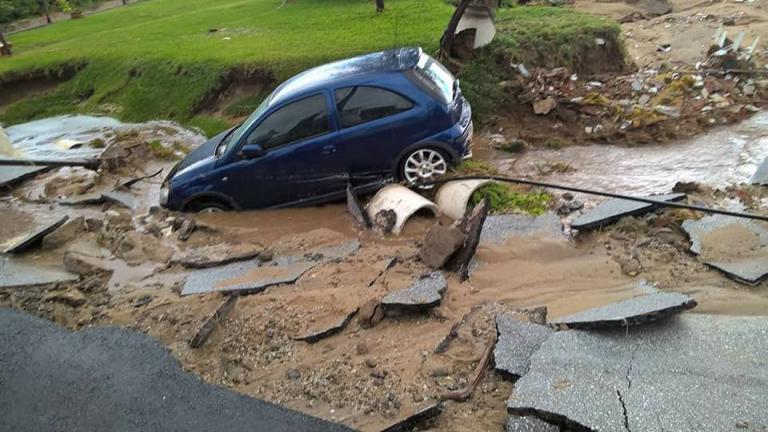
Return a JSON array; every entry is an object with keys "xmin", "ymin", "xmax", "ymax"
[
  {"xmin": 470, "ymin": 183, "xmax": 551, "ymax": 215},
  {"xmin": 186, "ymin": 115, "xmax": 232, "ymax": 137},
  {"xmin": 0, "ymin": 0, "xmax": 620, "ymax": 125}
]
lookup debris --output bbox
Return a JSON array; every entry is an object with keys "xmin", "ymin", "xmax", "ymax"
[
  {"xmin": 508, "ymin": 315, "xmax": 768, "ymax": 432},
  {"xmin": 0, "ymin": 257, "xmax": 79, "ymax": 288},
  {"xmin": 505, "ymin": 416, "xmax": 559, "ymax": 432},
  {"xmin": 358, "ymin": 298, "xmax": 385, "ymax": 328},
  {"xmin": 0, "ymin": 165, "xmax": 49, "ymax": 189},
  {"xmin": 381, "ymin": 271, "xmax": 448, "ymax": 310},
  {"xmin": 551, "ymin": 292, "xmax": 697, "ymax": 329},
  {"xmin": 419, "ymin": 224, "xmax": 465, "ymax": 268},
  {"xmin": 171, "ymin": 242, "xmax": 264, "ymax": 269},
  {"xmin": 60, "ymin": 192, "xmax": 106, "ymax": 206},
  {"xmin": 121, "ymin": 168, "xmax": 163, "ymax": 188},
  {"xmin": 480, "ymin": 213, "xmax": 562, "ymax": 244},
  {"xmin": 434, "ymin": 179, "xmax": 491, "ymax": 220},
  {"xmin": 751, "ymin": 156, "xmax": 768, "ymax": 185},
  {"xmin": 532, "ymin": 97, "xmax": 557, "ymax": 115},
  {"xmin": 102, "ymin": 189, "xmax": 137, "ymax": 210},
  {"xmin": 63, "ymin": 251, "xmax": 112, "ymax": 275},
  {"xmin": 2, "ymin": 216, "xmax": 69, "ymax": 254},
  {"xmin": 180, "ymin": 240, "xmax": 360, "ymax": 296},
  {"xmin": 442, "ymin": 331, "xmax": 496, "ymax": 401},
  {"xmin": 0, "ymin": 308, "xmax": 353, "ymax": 432},
  {"xmin": 571, "ymin": 193, "xmax": 685, "ymax": 231},
  {"xmin": 346, "ymin": 184, "xmax": 371, "ymax": 228},
  {"xmin": 41, "ymin": 216, "xmax": 85, "ymax": 250},
  {"xmin": 367, "ymin": 257, "xmax": 397, "ymax": 287},
  {"xmin": 378, "ymin": 402, "xmax": 442, "ymax": 432},
  {"xmin": 446, "ymin": 199, "xmax": 489, "ymax": 281},
  {"xmin": 493, "ymin": 314, "xmax": 553, "ymax": 378},
  {"xmin": 372, "ymin": 209, "xmax": 397, "ymax": 234},
  {"xmin": 188, "ymin": 295, "xmax": 239, "ymax": 348},
  {"xmin": 294, "ymin": 308, "xmax": 358, "ymax": 343},
  {"xmin": 682, "ymin": 215, "xmax": 768, "ymax": 284},
  {"xmin": 366, "ymin": 185, "xmax": 439, "ymax": 235},
  {"xmin": 177, "ymin": 219, "xmax": 196, "ymax": 241},
  {"xmin": 44, "ymin": 289, "xmax": 86, "ymax": 307}
]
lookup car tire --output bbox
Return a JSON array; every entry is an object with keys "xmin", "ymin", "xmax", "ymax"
[
  {"xmin": 185, "ymin": 200, "xmax": 231, "ymax": 213},
  {"xmin": 399, "ymin": 147, "xmax": 450, "ymax": 188}
]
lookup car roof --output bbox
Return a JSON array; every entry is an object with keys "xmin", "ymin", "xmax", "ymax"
[{"xmin": 268, "ymin": 47, "xmax": 422, "ymax": 106}]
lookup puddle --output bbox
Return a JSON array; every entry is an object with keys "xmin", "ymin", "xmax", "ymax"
[
  {"xmin": 3, "ymin": 115, "xmax": 206, "ymax": 160},
  {"xmin": 506, "ymin": 111, "xmax": 768, "ymax": 195}
]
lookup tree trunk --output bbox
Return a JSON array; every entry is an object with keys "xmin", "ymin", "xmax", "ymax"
[
  {"xmin": 439, "ymin": 0, "xmax": 472, "ymax": 60},
  {"xmin": 122, "ymin": 0, "xmax": 128, "ymax": 5},
  {"xmin": 39, "ymin": 0, "xmax": 52, "ymax": 24},
  {"xmin": 375, "ymin": 0, "xmax": 384, "ymax": 12},
  {"xmin": 0, "ymin": 32, "xmax": 11, "ymax": 56}
]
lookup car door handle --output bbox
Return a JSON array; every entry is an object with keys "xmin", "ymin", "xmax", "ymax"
[{"xmin": 322, "ymin": 145, "xmax": 336, "ymax": 154}]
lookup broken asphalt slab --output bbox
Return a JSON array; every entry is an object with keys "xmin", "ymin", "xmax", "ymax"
[
  {"xmin": 480, "ymin": 213, "xmax": 563, "ymax": 245},
  {"xmin": 751, "ymin": 156, "xmax": 768, "ymax": 185},
  {"xmin": 550, "ymin": 292, "xmax": 697, "ymax": 329},
  {"xmin": 571, "ymin": 193, "xmax": 685, "ymax": 231},
  {"xmin": 507, "ymin": 314, "xmax": 768, "ymax": 432},
  {"xmin": 379, "ymin": 402, "xmax": 442, "ymax": 432},
  {"xmin": 494, "ymin": 314, "xmax": 554, "ymax": 378},
  {"xmin": 294, "ymin": 308, "xmax": 358, "ymax": 343},
  {"xmin": 505, "ymin": 416, "xmax": 559, "ymax": 432},
  {"xmin": 682, "ymin": 215, "xmax": 768, "ymax": 284},
  {"xmin": 0, "ymin": 307, "xmax": 352, "ymax": 432},
  {"xmin": 0, "ymin": 257, "xmax": 79, "ymax": 288},
  {"xmin": 2, "ymin": 215, "xmax": 69, "ymax": 254},
  {"xmin": 381, "ymin": 271, "xmax": 447, "ymax": 310},
  {"xmin": 102, "ymin": 189, "xmax": 137, "ymax": 210},
  {"xmin": 171, "ymin": 242, "xmax": 264, "ymax": 269},
  {"xmin": 181, "ymin": 240, "xmax": 360, "ymax": 296},
  {"xmin": 188, "ymin": 295, "xmax": 239, "ymax": 348},
  {"xmin": 0, "ymin": 165, "xmax": 49, "ymax": 188}
]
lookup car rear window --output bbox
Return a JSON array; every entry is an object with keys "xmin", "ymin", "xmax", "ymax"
[
  {"xmin": 414, "ymin": 54, "xmax": 455, "ymax": 104},
  {"xmin": 334, "ymin": 86, "xmax": 414, "ymax": 128}
]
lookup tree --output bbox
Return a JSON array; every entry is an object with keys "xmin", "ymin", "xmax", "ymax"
[{"xmin": 375, "ymin": 0, "xmax": 384, "ymax": 12}]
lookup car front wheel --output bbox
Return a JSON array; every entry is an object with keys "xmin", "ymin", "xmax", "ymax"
[{"xmin": 400, "ymin": 148, "xmax": 449, "ymax": 187}]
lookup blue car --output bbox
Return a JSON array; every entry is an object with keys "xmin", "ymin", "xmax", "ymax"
[{"xmin": 161, "ymin": 47, "xmax": 473, "ymax": 212}]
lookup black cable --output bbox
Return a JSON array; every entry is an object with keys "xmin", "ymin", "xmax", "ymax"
[{"xmin": 417, "ymin": 175, "xmax": 768, "ymax": 223}]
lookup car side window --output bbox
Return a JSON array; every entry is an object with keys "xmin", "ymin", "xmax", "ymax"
[
  {"xmin": 334, "ymin": 86, "xmax": 414, "ymax": 128},
  {"xmin": 246, "ymin": 94, "xmax": 330, "ymax": 150}
]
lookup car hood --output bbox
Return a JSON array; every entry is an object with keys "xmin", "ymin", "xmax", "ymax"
[{"xmin": 164, "ymin": 127, "xmax": 235, "ymax": 183}]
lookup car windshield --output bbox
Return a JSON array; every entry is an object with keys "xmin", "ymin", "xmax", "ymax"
[
  {"xmin": 416, "ymin": 53, "xmax": 455, "ymax": 104},
  {"xmin": 215, "ymin": 97, "xmax": 271, "ymax": 156}
]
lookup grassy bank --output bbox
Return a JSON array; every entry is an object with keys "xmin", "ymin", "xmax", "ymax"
[{"xmin": 0, "ymin": 0, "xmax": 620, "ymax": 131}]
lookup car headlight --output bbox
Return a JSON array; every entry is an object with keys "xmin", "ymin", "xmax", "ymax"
[{"xmin": 159, "ymin": 185, "xmax": 169, "ymax": 206}]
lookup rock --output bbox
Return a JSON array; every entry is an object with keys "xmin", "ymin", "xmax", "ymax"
[
  {"xmin": 286, "ymin": 368, "xmax": 301, "ymax": 380},
  {"xmin": 356, "ymin": 342, "xmax": 369, "ymax": 355},
  {"xmin": 358, "ymin": 298, "xmax": 385, "ymax": 329},
  {"xmin": 63, "ymin": 251, "xmax": 111, "ymax": 275},
  {"xmin": 654, "ymin": 105, "xmax": 681, "ymax": 118},
  {"xmin": 171, "ymin": 243, "xmax": 264, "ymax": 269},
  {"xmin": 372, "ymin": 209, "xmax": 397, "ymax": 234},
  {"xmin": 532, "ymin": 97, "xmax": 557, "ymax": 115},
  {"xmin": 617, "ymin": 255, "xmax": 642, "ymax": 276},
  {"xmin": 177, "ymin": 219, "xmax": 196, "ymax": 241},
  {"xmin": 672, "ymin": 181, "xmax": 702, "ymax": 193},
  {"xmin": 84, "ymin": 218, "xmax": 104, "ymax": 232},
  {"xmin": 418, "ymin": 224, "xmax": 465, "ymax": 268},
  {"xmin": 42, "ymin": 216, "xmax": 85, "ymax": 250},
  {"xmin": 638, "ymin": 94, "xmax": 651, "ymax": 105},
  {"xmin": 105, "ymin": 210, "xmax": 132, "ymax": 228},
  {"xmin": 44, "ymin": 289, "xmax": 86, "ymax": 307}
]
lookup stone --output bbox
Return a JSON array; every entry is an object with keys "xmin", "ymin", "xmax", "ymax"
[
  {"xmin": 63, "ymin": 251, "xmax": 112, "ymax": 275},
  {"xmin": 42, "ymin": 216, "xmax": 85, "ymax": 250},
  {"xmin": 551, "ymin": 291, "xmax": 697, "ymax": 329},
  {"xmin": 171, "ymin": 243, "xmax": 264, "ymax": 269},
  {"xmin": 571, "ymin": 193, "xmax": 686, "ymax": 231},
  {"xmin": 373, "ymin": 209, "xmax": 397, "ymax": 234},
  {"xmin": 0, "ymin": 257, "xmax": 79, "ymax": 288},
  {"xmin": 358, "ymin": 299, "xmax": 385, "ymax": 329},
  {"xmin": 505, "ymin": 416, "xmax": 559, "ymax": 432},
  {"xmin": 177, "ymin": 219, "xmax": 196, "ymax": 241},
  {"xmin": 2, "ymin": 216, "xmax": 69, "ymax": 254},
  {"xmin": 381, "ymin": 272, "xmax": 448, "ymax": 310},
  {"xmin": 0, "ymin": 308, "xmax": 352, "ymax": 432},
  {"xmin": 532, "ymin": 97, "xmax": 557, "ymax": 115},
  {"xmin": 493, "ymin": 314, "xmax": 554, "ymax": 378},
  {"xmin": 418, "ymin": 224, "xmax": 465, "ymax": 268},
  {"xmin": 44, "ymin": 289, "xmax": 86, "ymax": 307},
  {"xmin": 507, "ymin": 315, "xmax": 768, "ymax": 432}
]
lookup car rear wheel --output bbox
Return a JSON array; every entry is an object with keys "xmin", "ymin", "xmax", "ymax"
[{"xmin": 400, "ymin": 148, "xmax": 449, "ymax": 188}]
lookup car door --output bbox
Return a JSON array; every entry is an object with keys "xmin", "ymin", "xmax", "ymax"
[
  {"xmin": 221, "ymin": 92, "xmax": 347, "ymax": 209},
  {"xmin": 331, "ymin": 86, "xmax": 424, "ymax": 183}
]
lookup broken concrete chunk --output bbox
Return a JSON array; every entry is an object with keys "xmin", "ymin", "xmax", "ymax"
[
  {"xmin": 551, "ymin": 292, "xmax": 697, "ymax": 329},
  {"xmin": 682, "ymin": 215, "xmax": 768, "ymax": 284},
  {"xmin": 346, "ymin": 184, "xmax": 371, "ymax": 228},
  {"xmin": 480, "ymin": 213, "xmax": 563, "ymax": 245},
  {"xmin": 434, "ymin": 179, "xmax": 491, "ymax": 220},
  {"xmin": 419, "ymin": 224, "xmax": 465, "ymax": 268},
  {"xmin": 2, "ymin": 215, "xmax": 69, "ymax": 254},
  {"xmin": 532, "ymin": 97, "xmax": 557, "ymax": 115},
  {"xmin": 751, "ymin": 156, "xmax": 768, "ymax": 185},
  {"xmin": 44, "ymin": 288, "xmax": 86, "ymax": 307},
  {"xmin": 60, "ymin": 192, "xmax": 106, "ymax": 206},
  {"xmin": 171, "ymin": 242, "xmax": 264, "ymax": 269},
  {"xmin": 294, "ymin": 308, "xmax": 358, "ymax": 343},
  {"xmin": 446, "ymin": 199, "xmax": 489, "ymax": 281},
  {"xmin": 102, "ymin": 189, "xmax": 136, "ymax": 210},
  {"xmin": 379, "ymin": 402, "xmax": 442, "ymax": 432},
  {"xmin": 366, "ymin": 185, "xmax": 438, "ymax": 235},
  {"xmin": 381, "ymin": 271, "xmax": 447, "ymax": 310},
  {"xmin": 177, "ymin": 219, "xmax": 196, "ymax": 241},
  {"xmin": 0, "ymin": 308, "xmax": 353, "ymax": 432},
  {"xmin": 508, "ymin": 315, "xmax": 768, "ymax": 432},
  {"xmin": 571, "ymin": 193, "xmax": 685, "ymax": 231},
  {"xmin": 180, "ymin": 240, "xmax": 359, "ymax": 296},
  {"xmin": 0, "ymin": 165, "xmax": 48, "ymax": 188},
  {"xmin": 42, "ymin": 216, "xmax": 85, "ymax": 250},
  {"xmin": 505, "ymin": 416, "xmax": 559, "ymax": 432},
  {"xmin": 494, "ymin": 314, "xmax": 554, "ymax": 378},
  {"xmin": 188, "ymin": 295, "xmax": 238, "ymax": 348},
  {"xmin": 0, "ymin": 257, "xmax": 79, "ymax": 288}
]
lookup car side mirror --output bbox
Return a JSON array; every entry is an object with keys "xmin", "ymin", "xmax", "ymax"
[{"xmin": 239, "ymin": 144, "xmax": 265, "ymax": 159}]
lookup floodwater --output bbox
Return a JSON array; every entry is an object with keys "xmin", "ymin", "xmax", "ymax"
[
  {"xmin": 2, "ymin": 115, "xmax": 206, "ymax": 160},
  {"xmin": 507, "ymin": 111, "xmax": 768, "ymax": 195}
]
